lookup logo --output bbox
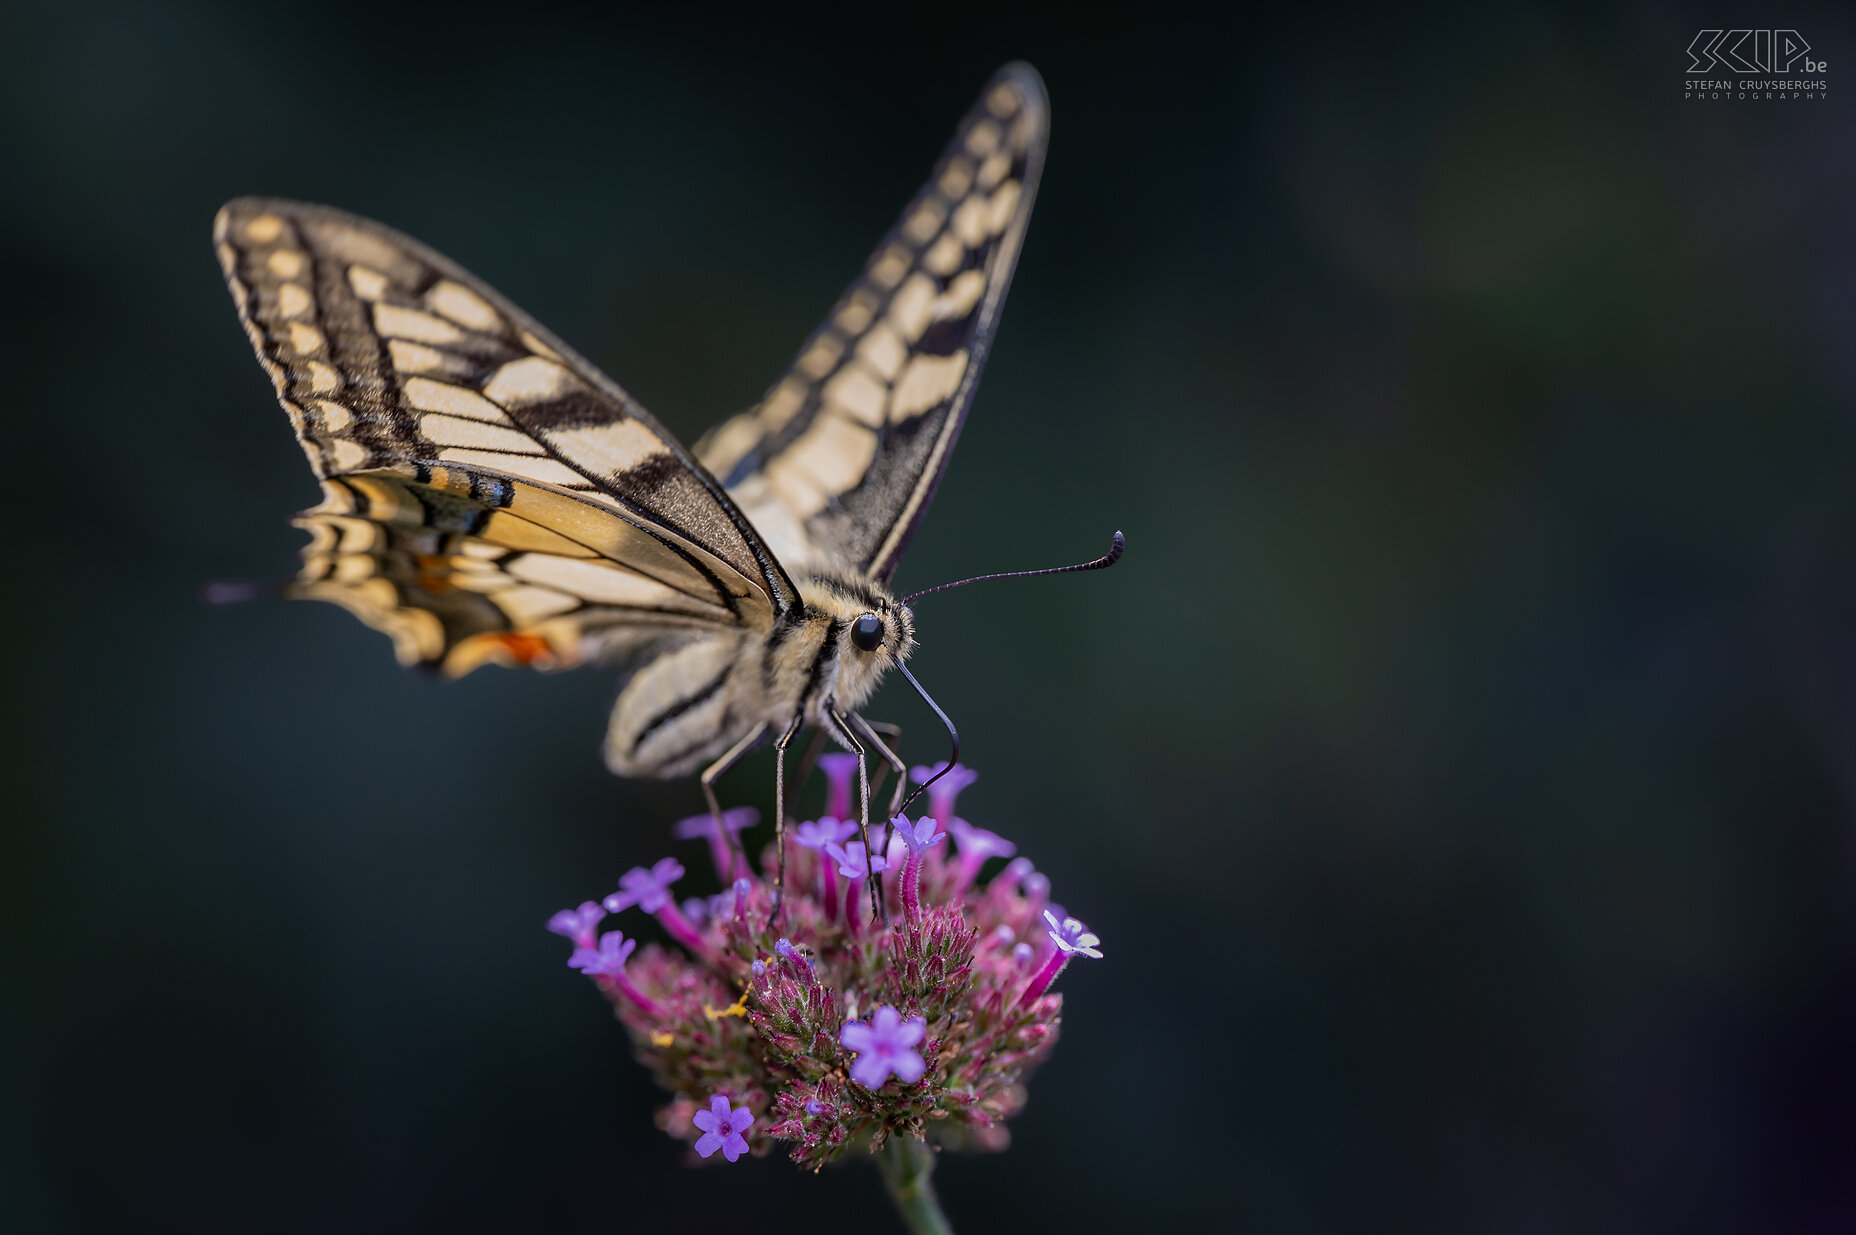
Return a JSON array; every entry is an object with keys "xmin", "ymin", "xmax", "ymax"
[{"xmin": 1685, "ymin": 29, "xmax": 1828, "ymax": 100}]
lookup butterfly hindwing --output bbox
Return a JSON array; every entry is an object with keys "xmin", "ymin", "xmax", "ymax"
[
  {"xmin": 290, "ymin": 470, "xmax": 743, "ymax": 676},
  {"xmin": 695, "ymin": 63, "xmax": 1049, "ymax": 581},
  {"xmin": 215, "ymin": 198, "xmax": 803, "ymax": 675}
]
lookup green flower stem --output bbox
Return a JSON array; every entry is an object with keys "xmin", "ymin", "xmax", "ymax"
[{"xmin": 877, "ymin": 1137, "xmax": 955, "ymax": 1235}]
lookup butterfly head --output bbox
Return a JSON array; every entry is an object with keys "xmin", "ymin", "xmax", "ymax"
[{"xmin": 792, "ymin": 574, "xmax": 916, "ymax": 717}]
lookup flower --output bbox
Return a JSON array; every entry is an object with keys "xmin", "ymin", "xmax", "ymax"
[
  {"xmin": 949, "ymin": 818, "xmax": 1014, "ymax": 863},
  {"xmin": 817, "ymin": 753, "xmax": 861, "ymax": 820},
  {"xmin": 691, "ymin": 1095, "xmax": 755, "ymax": 1162},
  {"xmin": 893, "ymin": 814, "xmax": 947, "ymax": 855},
  {"xmin": 546, "ymin": 901, "xmax": 606, "ymax": 948},
  {"xmin": 948, "ymin": 818, "xmax": 1015, "ymax": 895},
  {"xmin": 1020, "ymin": 908, "xmax": 1103, "ymax": 1006},
  {"xmin": 605, "ymin": 857, "xmax": 684, "ymax": 914},
  {"xmin": 567, "ymin": 930, "xmax": 637, "ymax": 976},
  {"xmin": 673, "ymin": 807, "xmax": 760, "ymax": 880},
  {"xmin": 839, "ymin": 1006, "xmax": 928, "ymax": 1089},
  {"xmin": 823, "ymin": 840, "xmax": 886, "ymax": 879},
  {"xmin": 549, "ymin": 760, "xmax": 1084, "ymax": 1172},
  {"xmin": 793, "ymin": 817, "xmax": 857, "ymax": 849},
  {"xmin": 1044, "ymin": 908, "xmax": 1103, "ymax": 958},
  {"xmin": 672, "ymin": 807, "xmax": 760, "ymax": 843},
  {"xmin": 889, "ymin": 815, "xmax": 947, "ymax": 919},
  {"xmin": 909, "ymin": 760, "xmax": 980, "ymax": 825}
]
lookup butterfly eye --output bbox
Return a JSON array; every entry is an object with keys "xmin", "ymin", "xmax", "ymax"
[{"xmin": 850, "ymin": 613, "xmax": 884, "ymax": 652}]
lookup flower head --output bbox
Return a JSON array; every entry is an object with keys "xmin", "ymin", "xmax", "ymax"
[
  {"xmin": 567, "ymin": 929, "xmax": 637, "ymax": 976},
  {"xmin": 552, "ymin": 760, "xmax": 1083, "ymax": 1172},
  {"xmin": 546, "ymin": 901, "xmax": 606, "ymax": 948},
  {"xmin": 605, "ymin": 857, "xmax": 684, "ymax": 914},
  {"xmin": 839, "ymin": 1006, "xmax": 927, "ymax": 1089},
  {"xmin": 691, "ymin": 1094, "xmax": 755, "ymax": 1162},
  {"xmin": 793, "ymin": 817, "xmax": 857, "ymax": 850}
]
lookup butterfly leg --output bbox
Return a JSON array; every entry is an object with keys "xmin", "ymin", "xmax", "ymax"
[
  {"xmin": 827, "ymin": 705, "xmax": 884, "ymax": 924},
  {"xmin": 770, "ymin": 713, "xmax": 804, "ymax": 919},
  {"xmin": 847, "ymin": 714, "xmax": 908, "ymax": 854},
  {"xmin": 700, "ymin": 721, "xmax": 770, "ymax": 881}
]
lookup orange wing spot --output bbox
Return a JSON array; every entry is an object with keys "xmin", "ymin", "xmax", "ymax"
[
  {"xmin": 412, "ymin": 554, "xmax": 454, "ymax": 593},
  {"xmin": 443, "ymin": 629, "xmax": 577, "ymax": 677},
  {"xmin": 488, "ymin": 632, "xmax": 553, "ymax": 665}
]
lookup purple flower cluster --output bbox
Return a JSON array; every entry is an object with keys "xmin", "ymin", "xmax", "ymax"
[{"xmin": 547, "ymin": 760, "xmax": 1100, "ymax": 1169}]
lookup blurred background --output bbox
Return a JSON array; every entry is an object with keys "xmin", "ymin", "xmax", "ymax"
[{"xmin": 5, "ymin": 2, "xmax": 1856, "ymax": 1231}]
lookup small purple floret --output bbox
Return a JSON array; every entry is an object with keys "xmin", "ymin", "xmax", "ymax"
[
  {"xmin": 691, "ymin": 1094, "xmax": 755, "ymax": 1162},
  {"xmin": 948, "ymin": 818, "xmax": 1016, "ymax": 893},
  {"xmin": 949, "ymin": 817, "xmax": 1013, "ymax": 861},
  {"xmin": 1020, "ymin": 909, "xmax": 1102, "ymax": 1006},
  {"xmin": 988, "ymin": 855, "xmax": 1035, "ymax": 901},
  {"xmin": 546, "ymin": 900, "xmax": 606, "ymax": 948},
  {"xmin": 894, "ymin": 814, "xmax": 947, "ymax": 855},
  {"xmin": 793, "ymin": 817, "xmax": 857, "ymax": 849},
  {"xmin": 818, "ymin": 753, "xmax": 861, "ymax": 820},
  {"xmin": 672, "ymin": 806, "xmax": 759, "ymax": 843},
  {"xmin": 673, "ymin": 807, "xmax": 759, "ymax": 880},
  {"xmin": 839, "ymin": 1005, "xmax": 928, "ymax": 1089},
  {"xmin": 568, "ymin": 930, "xmax": 637, "ymax": 976},
  {"xmin": 1044, "ymin": 908, "xmax": 1102, "ymax": 958},
  {"xmin": 909, "ymin": 760, "xmax": 980, "ymax": 825},
  {"xmin": 605, "ymin": 857, "xmax": 685, "ymax": 914},
  {"xmin": 823, "ymin": 840, "xmax": 886, "ymax": 879}
]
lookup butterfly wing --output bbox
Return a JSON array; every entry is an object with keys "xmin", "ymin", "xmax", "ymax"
[
  {"xmin": 215, "ymin": 198, "xmax": 799, "ymax": 680},
  {"xmin": 695, "ymin": 63, "xmax": 1048, "ymax": 581}
]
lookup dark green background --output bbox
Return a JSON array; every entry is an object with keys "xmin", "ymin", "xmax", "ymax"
[{"xmin": 7, "ymin": 3, "xmax": 1856, "ymax": 1231}]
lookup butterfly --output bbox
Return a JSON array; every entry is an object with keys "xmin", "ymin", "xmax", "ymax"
[{"xmin": 213, "ymin": 62, "xmax": 1117, "ymax": 884}]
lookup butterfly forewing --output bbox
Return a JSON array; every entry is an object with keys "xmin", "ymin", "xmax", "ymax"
[
  {"xmin": 695, "ymin": 64, "xmax": 1048, "ymax": 581},
  {"xmin": 215, "ymin": 198, "xmax": 801, "ymax": 674}
]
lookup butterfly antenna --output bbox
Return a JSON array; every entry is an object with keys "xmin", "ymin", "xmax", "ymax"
[
  {"xmin": 893, "ymin": 661, "xmax": 959, "ymax": 820},
  {"xmin": 901, "ymin": 530, "xmax": 1124, "ymax": 605}
]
